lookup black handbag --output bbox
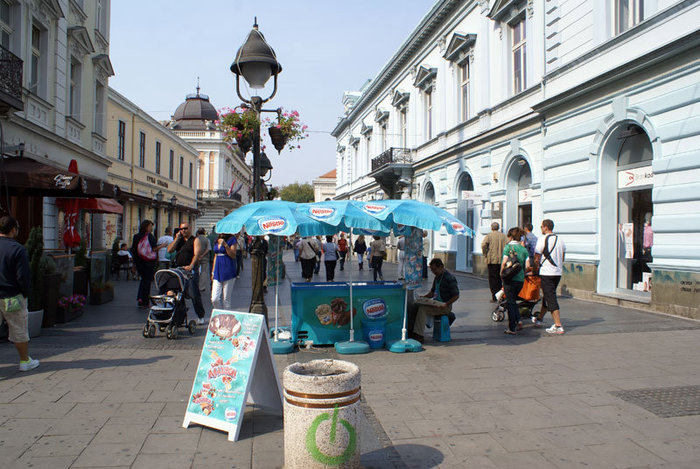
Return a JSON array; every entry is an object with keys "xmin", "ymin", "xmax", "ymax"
[{"xmin": 501, "ymin": 248, "xmax": 522, "ymax": 280}]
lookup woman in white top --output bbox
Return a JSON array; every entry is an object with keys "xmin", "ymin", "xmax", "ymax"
[{"xmin": 298, "ymin": 236, "xmax": 319, "ymax": 282}]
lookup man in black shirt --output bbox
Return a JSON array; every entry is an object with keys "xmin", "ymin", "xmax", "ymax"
[
  {"xmin": 167, "ymin": 222, "xmax": 207, "ymax": 324},
  {"xmin": 0, "ymin": 216, "xmax": 39, "ymax": 371},
  {"xmin": 409, "ymin": 258, "xmax": 459, "ymax": 343}
]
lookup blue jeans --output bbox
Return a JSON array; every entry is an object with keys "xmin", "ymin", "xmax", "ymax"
[
  {"xmin": 504, "ymin": 280, "xmax": 523, "ymax": 332},
  {"xmin": 293, "ymin": 248, "xmax": 299, "ymax": 262},
  {"xmin": 189, "ymin": 268, "xmax": 206, "ymax": 319}
]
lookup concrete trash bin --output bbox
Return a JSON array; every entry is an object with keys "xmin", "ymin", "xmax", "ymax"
[{"xmin": 283, "ymin": 359, "xmax": 361, "ymax": 468}]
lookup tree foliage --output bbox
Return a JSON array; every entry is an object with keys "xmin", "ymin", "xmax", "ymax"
[{"xmin": 278, "ymin": 182, "xmax": 314, "ymax": 203}]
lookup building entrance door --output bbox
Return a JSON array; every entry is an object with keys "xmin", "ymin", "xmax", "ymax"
[{"xmin": 456, "ymin": 174, "xmax": 474, "ymax": 272}]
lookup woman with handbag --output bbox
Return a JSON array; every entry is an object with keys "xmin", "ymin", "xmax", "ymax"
[
  {"xmin": 299, "ymin": 236, "xmax": 319, "ymax": 282},
  {"xmin": 500, "ymin": 227, "xmax": 530, "ymax": 335},
  {"xmin": 131, "ymin": 220, "xmax": 166, "ymax": 309}
]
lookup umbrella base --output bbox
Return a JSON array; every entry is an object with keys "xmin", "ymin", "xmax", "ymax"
[
  {"xmin": 271, "ymin": 339, "xmax": 295, "ymax": 354},
  {"xmin": 388, "ymin": 339, "xmax": 423, "ymax": 353},
  {"xmin": 335, "ymin": 340, "xmax": 371, "ymax": 354}
]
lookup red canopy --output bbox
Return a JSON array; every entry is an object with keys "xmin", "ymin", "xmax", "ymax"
[{"xmin": 77, "ymin": 198, "xmax": 123, "ymax": 214}]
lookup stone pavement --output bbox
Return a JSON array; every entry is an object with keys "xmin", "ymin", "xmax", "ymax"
[{"xmin": 1, "ymin": 250, "xmax": 700, "ymax": 468}]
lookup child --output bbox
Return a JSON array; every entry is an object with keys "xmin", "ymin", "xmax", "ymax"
[{"xmin": 117, "ymin": 243, "xmax": 132, "ymax": 259}]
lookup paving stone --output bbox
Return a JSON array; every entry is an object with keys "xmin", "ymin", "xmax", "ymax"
[
  {"xmin": 586, "ymin": 440, "xmax": 666, "ymax": 468},
  {"xmin": 487, "ymin": 450, "xmax": 560, "ymax": 469},
  {"xmin": 141, "ymin": 432, "xmax": 199, "ymax": 454},
  {"xmin": 540, "ymin": 446, "xmax": 611, "ymax": 468},
  {"xmin": 22, "ymin": 434, "xmax": 92, "ymax": 457},
  {"xmin": 46, "ymin": 416, "xmax": 109, "ymax": 435},
  {"xmin": 131, "ymin": 452, "xmax": 195, "ymax": 469},
  {"xmin": 444, "ymin": 433, "xmax": 507, "ymax": 457},
  {"xmin": 639, "ymin": 438, "xmax": 700, "ymax": 463},
  {"xmin": 71, "ymin": 443, "xmax": 141, "ymax": 467},
  {"xmin": 92, "ymin": 423, "xmax": 151, "ymax": 444},
  {"xmin": 8, "ymin": 455, "xmax": 76, "ymax": 469}
]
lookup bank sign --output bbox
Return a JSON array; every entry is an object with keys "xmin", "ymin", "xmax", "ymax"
[{"xmin": 618, "ymin": 165, "xmax": 653, "ymax": 189}]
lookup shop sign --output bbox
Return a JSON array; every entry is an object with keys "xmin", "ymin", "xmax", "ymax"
[
  {"xmin": 146, "ymin": 175, "xmax": 169, "ymax": 188},
  {"xmin": 183, "ymin": 310, "xmax": 282, "ymax": 441},
  {"xmin": 519, "ymin": 189, "xmax": 534, "ymax": 203},
  {"xmin": 618, "ymin": 166, "xmax": 653, "ymax": 189},
  {"xmin": 461, "ymin": 191, "xmax": 484, "ymax": 201}
]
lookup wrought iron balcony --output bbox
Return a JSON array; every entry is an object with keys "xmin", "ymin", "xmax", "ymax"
[
  {"xmin": 197, "ymin": 189, "xmax": 242, "ymax": 202},
  {"xmin": 371, "ymin": 147, "xmax": 411, "ymax": 172},
  {"xmin": 0, "ymin": 45, "xmax": 24, "ymax": 114}
]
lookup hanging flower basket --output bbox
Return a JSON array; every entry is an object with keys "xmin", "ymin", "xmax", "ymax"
[
  {"xmin": 264, "ymin": 109, "xmax": 308, "ymax": 153},
  {"xmin": 268, "ymin": 126, "xmax": 288, "ymax": 153},
  {"xmin": 217, "ymin": 107, "xmax": 260, "ymax": 154}
]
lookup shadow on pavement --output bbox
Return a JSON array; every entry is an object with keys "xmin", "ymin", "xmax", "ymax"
[
  {"xmin": 363, "ymin": 444, "xmax": 443, "ymax": 468},
  {"xmin": 0, "ymin": 355, "xmax": 172, "ymax": 381}
]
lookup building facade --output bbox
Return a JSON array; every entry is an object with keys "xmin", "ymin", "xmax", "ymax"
[
  {"xmin": 313, "ymin": 169, "xmax": 336, "ymax": 202},
  {"xmin": 105, "ymin": 88, "xmax": 198, "ymax": 247},
  {"xmin": 332, "ymin": 0, "xmax": 700, "ymax": 318},
  {"xmin": 167, "ymin": 90, "xmax": 252, "ymax": 233},
  {"xmin": 0, "ymin": 0, "xmax": 117, "ymax": 249}
]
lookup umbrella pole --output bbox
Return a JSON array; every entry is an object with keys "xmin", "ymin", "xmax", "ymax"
[
  {"xmin": 348, "ymin": 228, "xmax": 354, "ymax": 342},
  {"xmin": 402, "ymin": 288, "xmax": 408, "ymax": 341},
  {"xmin": 274, "ymin": 236, "xmax": 279, "ymax": 342}
]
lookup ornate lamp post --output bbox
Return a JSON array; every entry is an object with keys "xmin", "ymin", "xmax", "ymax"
[{"xmin": 231, "ymin": 18, "xmax": 282, "ymax": 322}]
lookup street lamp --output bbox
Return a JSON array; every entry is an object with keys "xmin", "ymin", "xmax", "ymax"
[
  {"xmin": 231, "ymin": 18, "xmax": 282, "ymax": 321},
  {"xmin": 260, "ymin": 151, "xmax": 273, "ymax": 181},
  {"xmin": 170, "ymin": 194, "xmax": 178, "ymax": 207}
]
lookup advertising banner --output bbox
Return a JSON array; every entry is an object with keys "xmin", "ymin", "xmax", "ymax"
[
  {"xmin": 183, "ymin": 310, "xmax": 282, "ymax": 441},
  {"xmin": 267, "ymin": 235, "xmax": 284, "ymax": 287}
]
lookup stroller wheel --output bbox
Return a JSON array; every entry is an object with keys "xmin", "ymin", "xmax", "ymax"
[
  {"xmin": 159, "ymin": 325, "xmax": 166, "ymax": 332},
  {"xmin": 165, "ymin": 324, "xmax": 173, "ymax": 339},
  {"xmin": 147, "ymin": 324, "xmax": 156, "ymax": 338},
  {"xmin": 188, "ymin": 320, "xmax": 197, "ymax": 335},
  {"xmin": 491, "ymin": 305, "xmax": 505, "ymax": 322},
  {"xmin": 168, "ymin": 324, "xmax": 178, "ymax": 340},
  {"xmin": 142, "ymin": 323, "xmax": 150, "ymax": 338}
]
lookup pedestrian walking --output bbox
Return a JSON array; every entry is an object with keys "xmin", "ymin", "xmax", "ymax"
[
  {"xmin": 167, "ymin": 222, "xmax": 207, "ymax": 324},
  {"xmin": 397, "ymin": 235, "xmax": 406, "ymax": 280},
  {"xmin": 523, "ymin": 223, "xmax": 538, "ymax": 260},
  {"xmin": 313, "ymin": 236, "xmax": 322, "ymax": 275},
  {"xmin": 482, "ymin": 222, "xmax": 508, "ymax": 302},
  {"xmin": 197, "ymin": 228, "xmax": 212, "ymax": 295},
  {"xmin": 156, "ymin": 226, "xmax": 173, "ymax": 270},
  {"xmin": 131, "ymin": 220, "xmax": 163, "ymax": 309},
  {"xmin": 235, "ymin": 231, "xmax": 245, "ymax": 277},
  {"xmin": 0, "ymin": 215, "xmax": 39, "ymax": 371},
  {"xmin": 370, "ymin": 236, "xmax": 385, "ymax": 281},
  {"xmin": 337, "ymin": 233, "xmax": 348, "ymax": 271},
  {"xmin": 353, "ymin": 235, "xmax": 367, "ymax": 270},
  {"xmin": 322, "ymin": 235, "xmax": 339, "ymax": 281},
  {"xmin": 211, "ymin": 233, "xmax": 238, "ymax": 310},
  {"xmin": 501, "ymin": 227, "xmax": 530, "ymax": 335},
  {"xmin": 292, "ymin": 235, "xmax": 301, "ymax": 262},
  {"xmin": 298, "ymin": 236, "xmax": 319, "ymax": 282},
  {"xmin": 532, "ymin": 219, "xmax": 566, "ymax": 334},
  {"xmin": 422, "ymin": 231, "xmax": 430, "ymax": 279}
]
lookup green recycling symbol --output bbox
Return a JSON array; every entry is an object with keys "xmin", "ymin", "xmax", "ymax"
[{"xmin": 305, "ymin": 405, "xmax": 357, "ymax": 465}]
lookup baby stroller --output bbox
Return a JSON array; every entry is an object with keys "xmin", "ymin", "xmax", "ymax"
[
  {"xmin": 142, "ymin": 268, "xmax": 197, "ymax": 339},
  {"xmin": 492, "ymin": 275, "xmax": 541, "ymax": 322}
]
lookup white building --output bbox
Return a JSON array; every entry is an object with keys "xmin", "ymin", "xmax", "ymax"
[
  {"xmin": 0, "ymin": 0, "xmax": 116, "ymax": 249},
  {"xmin": 332, "ymin": 0, "xmax": 700, "ymax": 319},
  {"xmin": 167, "ymin": 88, "xmax": 252, "ymax": 232},
  {"xmin": 313, "ymin": 169, "xmax": 336, "ymax": 202}
]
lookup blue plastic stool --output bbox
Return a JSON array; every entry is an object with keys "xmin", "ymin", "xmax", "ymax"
[{"xmin": 432, "ymin": 315, "xmax": 451, "ymax": 342}]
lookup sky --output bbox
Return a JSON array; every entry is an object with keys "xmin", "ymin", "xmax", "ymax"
[{"xmin": 108, "ymin": 1, "xmax": 435, "ymax": 188}]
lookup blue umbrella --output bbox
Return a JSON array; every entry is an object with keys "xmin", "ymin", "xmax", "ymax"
[
  {"xmin": 215, "ymin": 200, "xmax": 338, "ymax": 237},
  {"xmin": 354, "ymin": 199, "xmax": 476, "ymax": 237}
]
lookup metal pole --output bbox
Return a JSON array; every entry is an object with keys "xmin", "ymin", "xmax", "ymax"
[{"xmin": 249, "ymin": 97, "xmax": 268, "ymax": 324}]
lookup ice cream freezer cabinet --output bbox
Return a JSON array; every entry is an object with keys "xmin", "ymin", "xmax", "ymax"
[{"xmin": 290, "ymin": 281, "xmax": 405, "ymax": 347}]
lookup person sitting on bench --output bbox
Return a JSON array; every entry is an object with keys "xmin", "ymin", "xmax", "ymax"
[{"xmin": 409, "ymin": 258, "xmax": 459, "ymax": 343}]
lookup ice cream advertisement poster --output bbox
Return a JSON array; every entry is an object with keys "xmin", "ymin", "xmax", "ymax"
[{"xmin": 183, "ymin": 310, "xmax": 283, "ymax": 441}]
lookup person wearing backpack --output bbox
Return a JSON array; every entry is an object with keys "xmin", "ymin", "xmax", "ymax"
[
  {"xmin": 131, "ymin": 220, "xmax": 164, "ymax": 308},
  {"xmin": 500, "ymin": 227, "xmax": 530, "ymax": 335},
  {"xmin": 532, "ymin": 219, "xmax": 566, "ymax": 334}
]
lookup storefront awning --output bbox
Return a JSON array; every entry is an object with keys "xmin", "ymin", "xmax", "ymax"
[
  {"xmin": 56, "ymin": 198, "xmax": 123, "ymax": 214},
  {"xmin": 0, "ymin": 157, "xmax": 121, "ymax": 198}
]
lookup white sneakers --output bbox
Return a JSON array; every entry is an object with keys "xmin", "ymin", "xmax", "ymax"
[
  {"xmin": 531, "ymin": 316, "xmax": 543, "ymax": 327},
  {"xmin": 19, "ymin": 357, "xmax": 40, "ymax": 372},
  {"xmin": 197, "ymin": 317, "xmax": 207, "ymax": 325},
  {"xmin": 546, "ymin": 325, "xmax": 565, "ymax": 334}
]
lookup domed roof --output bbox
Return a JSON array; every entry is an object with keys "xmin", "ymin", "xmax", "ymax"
[{"xmin": 171, "ymin": 88, "xmax": 218, "ymax": 130}]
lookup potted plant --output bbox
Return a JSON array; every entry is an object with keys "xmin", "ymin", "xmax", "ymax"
[
  {"xmin": 41, "ymin": 255, "xmax": 61, "ymax": 328},
  {"xmin": 57, "ymin": 294, "xmax": 86, "ymax": 323},
  {"xmin": 265, "ymin": 109, "xmax": 308, "ymax": 153},
  {"xmin": 217, "ymin": 107, "xmax": 260, "ymax": 154},
  {"xmin": 24, "ymin": 227, "xmax": 44, "ymax": 337},
  {"xmin": 90, "ymin": 281, "xmax": 114, "ymax": 305},
  {"xmin": 73, "ymin": 239, "xmax": 89, "ymax": 296}
]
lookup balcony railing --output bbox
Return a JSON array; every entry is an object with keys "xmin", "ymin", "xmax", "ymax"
[
  {"xmin": 371, "ymin": 147, "xmax": 411, "ymax": 172},
  {"xmin": 197, "ymin": 189, "xmax": 242, "ymax": 202},
  {"xmin": 0, "ymin": 45, "xmax": 24, "ymax": 114}
]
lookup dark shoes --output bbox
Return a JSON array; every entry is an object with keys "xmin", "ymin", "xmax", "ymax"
[
  {"xmin": 408, "ymin": 332, "xmax": 424, "ymax": 344},
  {"xmin": 447, "ymin": 312, "xmax": 456, "ymax": 326}
]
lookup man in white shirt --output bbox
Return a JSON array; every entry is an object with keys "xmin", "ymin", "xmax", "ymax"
[
  {"xmin": 157, "ymin": 226, "xmax": 174, "ymax": 270},
  {"xmin": 397, "ymin": 235, "xmax": 406, "ymax": 280},
  {"xmin": 532, "ymin": 219, "xmax": 566, "ymax": 334}
]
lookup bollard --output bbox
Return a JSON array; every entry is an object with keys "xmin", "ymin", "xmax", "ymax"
[{"xmin": 283, "ymin": 359, "xmax": 361, "ymax": 469}]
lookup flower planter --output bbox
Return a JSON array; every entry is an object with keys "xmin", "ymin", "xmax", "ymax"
[
  {"xmin": 237, "ymin": 136, "xmax": 252, "ymax": 154},
  {"xmin": 73, "ymin": 267, "xmax": 88, "ymax": 296},
  {"xmin": 268, "ymin": 126, "xmax": 288, "ymax": 153},
  {"xmin": 56, "ymin": 306, "xmax": 83, "ymax": 324},
  {"xmin": 28, "ymin": 309, "xmax": 43, "ymax": 338},
  {"xmin": 90, "ymin": 286, "xmax": 114, "ymax": 305},
  {"xmin": 42, "ymin": 272, "xmax": 61, "ymax": 328}
]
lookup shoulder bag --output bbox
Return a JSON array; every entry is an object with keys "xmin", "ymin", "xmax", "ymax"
[{"xmin": 501, "ymin": 247, "xmax": 522, "ymax": 280}]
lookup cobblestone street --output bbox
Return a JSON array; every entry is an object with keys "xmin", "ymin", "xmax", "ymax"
[{"xmin": 1, "ymin": 252, "xmax": 700, "ymax": 468}]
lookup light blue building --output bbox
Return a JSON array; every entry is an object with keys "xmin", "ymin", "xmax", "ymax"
[{"xmin": 332, "ymin": 0, "xmax": 700, "ymax": 318}]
